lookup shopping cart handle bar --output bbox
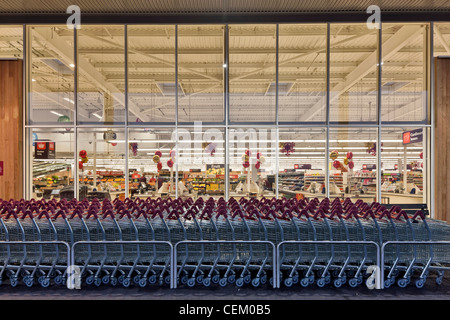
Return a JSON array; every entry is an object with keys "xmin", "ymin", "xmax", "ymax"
[
  {"xmin": 395, "ymin": 210, "xmax": 409, "ymax": 220},
  {"xmin": 54, "ymin": 210, "xmax": 67, "ymax": 219},
  {"xmin": 21, "ymin": 210, "xmax": 34, "ymax": 220},
  {"xmin": 412, "ymin": 210, "xmax": 425, "ymax": 220},
  {"xmin": 102, "ymin": 210, "xmax": 115, "ymax": 219},
  {"xmin": 37, "ymin": 210, "xmax": 51, "ymax": 220}
]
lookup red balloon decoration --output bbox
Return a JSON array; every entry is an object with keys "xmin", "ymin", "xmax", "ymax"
[
  {"xmin": 346, "ymin": 151, "xmax": 353, "ymax": 160},
  {"xmin": 245, "ymin": 149, "xmax": 252, "ymax": 157},
  {"xmin": 167, "ymin": 159, "xmax": 174, "ymax": 168},
  {"xmin": 155, "ymin": 150, "xmax": 162, "ymax": 158},
  {"xmin": 333, "ymin": 160, "xmax": 341, "ymax": 169},
  {"xmin": 78, "ymin": 161, "xmax": 83, "ymax": 170},
  {"xmin": 255, "ymin": 162, "xmax": 261, "ymax": 169},
  {"xmin": 157, "ymin": 162, "xmax": 163, "ymax": 171},
  {"xmin": 243, "ymin": 161, "xmax": 250, "ymax": 168},
  {"xmin": 79, "ymin": 150, "xmax": 87, "ymax": 158},
  {"xmin": 348, "ymin": 161, "xmax": 354, "ymax": 170},
  {"xmin": 420, "ymin": 152, "xmax": 423, "ymax": 159}
]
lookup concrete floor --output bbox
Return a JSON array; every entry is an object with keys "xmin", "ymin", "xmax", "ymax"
[{"xmin": 0, "ymin": 275, "xmax": 449, "ymax": 300}]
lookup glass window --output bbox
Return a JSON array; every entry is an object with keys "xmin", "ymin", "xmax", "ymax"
[
  {"xmin": 228, "ymin": 127, "xmax": 276, "ymax": 198},
  {"xmin": 77, "ymin": 25, "xmax": 125, "ymax": 125},
  {"xmin": 177, "ymin": 125, "xmax": 225, "ymax": 198},
  {"xmin": 381, "ymin": 127, "xmax": 427, "ymax": 205},
  {"xmin": 329, "ymin": 128, "xmax": 378, "ymax": 202},
  {"xmin": 381, "ymin": 23, "xmax": 429, "ymax": 123},
  {"xmin": 278, "ymin": 24, "xmax": 327, "ymax": 123},
  {"xmin": 128, "ymin": 127, "xmax": 177, "ymax": 198},
  {"xmin": 27, "ymin": 26, "xmax": 74, "ymax": 125},
  {"xmin": 0, "ymin": 25, "xmax": 22, "ymax": 58},
  {"xmin": 28, "ymin": 128, "xmax": 74, "ymax": 200},
  {"xmin": 278, "ymin": 128, "xmax": 326, "ymax": 199},
  {"xmin": 77, "ymin": 128, "xmax": 126, "ymax": 201},
  {"xmin": 177, "ymin": 25, "xmax": 225, "ymax": 124},
  {"xmin": 330, "ymin": 24, "xmax": 379, "ymax": 123},
  {"xmin": 127, "ymin": 26, "xmax": 176, "ymax": 124},
  {"xmin": 229, "ymin": 24, "xmax": 276, "ymax": 123}
]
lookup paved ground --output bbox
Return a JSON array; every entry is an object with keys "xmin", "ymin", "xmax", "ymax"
[{"xmin": 0, "ymin": 275, "xmax": 449, "ymax": 300}]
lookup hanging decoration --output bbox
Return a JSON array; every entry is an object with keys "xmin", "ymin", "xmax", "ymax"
[
  {"xmin": 279, "ymin": 142, "xmax": 296, "ymax": 156},
  {"xmin": 153, "ymin": 150, "xmax": 163, "ymax": 171},
  {"xmin": 79, "ymin": 150, "xmax": 88, "ymax": 165},
  {"xmin": 167, "ymin": 149, "xmax": 176, "ymax": 168},
  {"xmin": 203, "ymin": 142, "xmax": 216, "ymax": 156},
  {"xmin": 329, "ymin": 150, "xmax": 339, "ymax": 160},
  {"xmin": 346, "ymin": 152, "xmax": 353, "ymax": 160},
  {"xmin": 365, "ymin": 142, "xmax": 382, "ymax": 156},
  {"xmin": 255, "ymin": 152, "xmax": 265, "ymax": 170},
  {"xmin": 129, "ymin": 143, "xmax": 138, "ymax": 156},
  {"xmin": 242, "ymin": 149, "xmax": 251, "ymax": 168}
]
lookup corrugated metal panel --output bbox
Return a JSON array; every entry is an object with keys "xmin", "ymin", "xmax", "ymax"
[{"xmin": 1, "ymin": 0, "xmax": 449, "ymax": 14}]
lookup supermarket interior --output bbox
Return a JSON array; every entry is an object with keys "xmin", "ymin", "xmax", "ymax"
[{"xmin": 2, "ymin": 19, "xmax": 450, "ymax": 217}]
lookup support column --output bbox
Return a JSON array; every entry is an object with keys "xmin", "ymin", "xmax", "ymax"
[
  {"xmin": 434, "ymin": 57, "xmax": 450, "ymax": 223},
  {"xmin": 0, "ymin": 60, "xmax": 23, "ymax": 200}
]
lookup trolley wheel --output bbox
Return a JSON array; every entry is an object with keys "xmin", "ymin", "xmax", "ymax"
[
  {"xmin": 397, "ymin": 278, "xmax": 408, "ymax": 288},
  {"xmin": 269, "ymin": 277, "xmax": 273, "ymax": 287},
  {"xmin": 165, "ymin": 275, "xmax": 171, "ymax": 285},
  {"xmin": 85, "ymin": 275, "xmax": 94, "ymax": 285},
  {"xmin": 102, "ymin": 275, "xmax": 110, "ymax": 284},
  {"xmin": 23, "ymin": 276, "xmax": 34, "ymax": 288},
  {"xmin": 118, "ymin": 274, "xmax": 125, "ymax": 284},
  {"xmin": 356, "ymin": 276, "xmax": 363, "ymax": 285},
  {"xmin": 203, "ymin": 278, "xmax": 211, "ymax": 287},
  {"xmin": 260, "ymin": 275, "xmax": 267, "ymax": 285},
  {"xmin": 300, "ymin": 278, "xmax": 309, "ymax": 287},
  {"xmin": 196, "ymin": 275, "xmax": 204, "ymax": 284},
  {"xmin": 415, "ymin": 279, "xmax": 425, "ymax": 289},
  {"xmin": 187, "ymin": 278, "xmax": 196, "ymax": 287},
  {"xmin": 110, "ymin": 277, "xmax": 118, "ymax": 286},
  {"xmin": 316, "ymin": 278, "xmax": 326, "ymax": 288},
  {"xmin": 10, "ymin": 277, "xmax": 18, "ymax": 287},
  {"xmin": 436, "ymin": 277, "xmax": 443, "ymax": 286},
  {"xmin": 54, "ymin": 275, "xmax": 63, "ymax": 285},
  {"xmin": 139, "ymin": 278, "xmax": 147, "ymax": 288},
  {"xmin": 346, "ymin": 270, "xmax": 355, "ymax": 278},
  {"xmin": 384, "ymin": 279, "xmax": 392, "ymax": 288},
  {"xmin": 292, "ymin": 275, "xmax": 299, "ymax": 284},
  {"xmin": 284, "ymin": 278, "xmax": 293, "ymax": 287},
  {"xmin": 228, "ymin": 275, "xmax": 236, "ymax": 284},
  {"xmin": 333, "ymin": 278, "xmax": 342, "ymax": 288},
  {"xmin": 348, "ymin": 278, "xmax": 358, "ymax": 288},
  {"xmin": 219, "ymin": 278, "xmax": 228, "ymax": 287},
  {"xmin": 212, "ymin": 275, "xmax": 220, "ymax": 284},
  {"xmin": 244, "ymin": 274, "xmax": 251, "ymax": 284},
  {"xmin": 149, "ymin": 275, "xmax": 157, "ymax": 285},
  {"xmin": 252, "ymin": 278, "xmax": 260, "ymax": 288},
  {"xmin": 122, "ymin": 277, "xmax": 131, "ymax": 288},
  {"xmin": 236, "ymin": 278, "xmax": 244, "ymax": 287},
  {"xmin": 38, "ymin": 276, "xmax": 46, "ymax": 285},
  {"xmin": 308, "ymin": 274, "xmax": 315, "ymax": 284},
  {"xmin": 133, "ymin": 275, "xmax": 141, "ymax": 284},
  {"xmin": 40, "ymin": 277, "xmax": 50, "ymax": 288},
  {"xmin": 94, "ymin": 277, "xmax": 101, "ymax": 287},
  {"xmin": 180, "ymin": 275, "xmax": 188, "ymax": 285}
]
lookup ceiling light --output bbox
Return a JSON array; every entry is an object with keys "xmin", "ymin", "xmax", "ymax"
[
  {"xmin": 50, "ymin": 111, "xmax": 63, "ymax": 117},
  {"xmin": 69, "ymin": 63, "xmax": 75, "ymax": 68},
  {"xmin": 93, "ymin": 113, "xmax": 102, "ymax": 119},
  {"xmin": 32, "ymin": 79, "xmax": 36, "ymax": 82},
  {"xmin": 64, "ymin": 97, "xmax": 75, "ymax": 104}
]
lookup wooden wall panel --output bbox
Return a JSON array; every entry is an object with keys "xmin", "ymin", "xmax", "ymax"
[
  {"xmin": 435, "ymin": 57, "xmax": 450, "ymax": 223},
  {"xmin": 0, "ymin": 60, "xmax": 23, "ymax": 200}
]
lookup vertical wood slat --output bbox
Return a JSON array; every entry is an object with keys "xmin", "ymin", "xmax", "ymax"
[
  {"xmin": 435, "ymin": 57, "xmax": 450, "ymax": 223},
  {"xmin": 0, "ymin": 60, "xmax": 23, "ymax": 200}
]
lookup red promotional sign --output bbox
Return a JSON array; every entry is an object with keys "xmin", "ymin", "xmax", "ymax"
[
  {"xmin": 49, "ymin": 142, "xmax": 55, "ymax": 151},
  {"xmin": 403, "ymin": 131, "xmax": 411, "ymax": 144},
  {"xmin": 37, "ymin": 142, "xmax": 46, "ymax": 150},
  {"xmin": 0, "ymin": 161, "xmax": 3, "ymax": 176}
]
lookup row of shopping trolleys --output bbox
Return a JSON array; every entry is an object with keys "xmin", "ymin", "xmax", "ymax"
[{"xmin": 0, "ymin": 195, "xmax": 449, "ymax": 289}]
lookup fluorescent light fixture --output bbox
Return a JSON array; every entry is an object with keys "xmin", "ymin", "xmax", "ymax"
[
  {"xmin": 64, "ymin": 97, "xmax": 75, "ymax": 104},
  {"xmin": 32, "ymin": 79, "xmax": 36, "ymax": 82},
  {"xmin": 93, "ymin": 113, "xmax": 102, "ymax": 119},
  {"xmin": 223, "ymin": 64, "xmax": 227, "ymax": 68},
  {"xmin": 50, "ymin": 111, "xmax": 63, "ymax": 117},
  {"xmin": 69, "ymin": 63, "xmax": 75, "ymax": 68}
]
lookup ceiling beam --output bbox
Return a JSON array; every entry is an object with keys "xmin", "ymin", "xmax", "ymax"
[
  {"xmin": 299, "ymin": 24, "xmax": 423, "ymax": 122},
  {"xmin": 32, "ymin": 27, "xmax": 151, "ymax": 122}
]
